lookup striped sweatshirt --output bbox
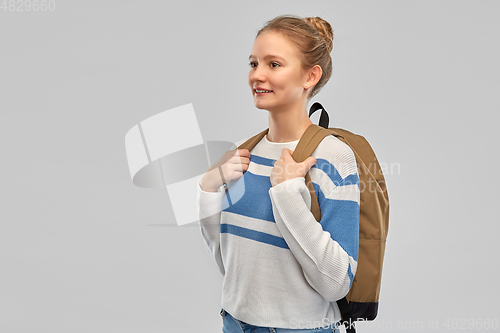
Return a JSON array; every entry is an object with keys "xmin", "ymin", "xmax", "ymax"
[{"xmin": 196, "ymin": 133, "xmax": 360, "ymax": 329}]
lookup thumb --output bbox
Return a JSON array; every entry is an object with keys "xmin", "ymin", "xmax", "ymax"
[{"xmin": 304, "ymin": 156, "xmax": 317, "ymax": 169}]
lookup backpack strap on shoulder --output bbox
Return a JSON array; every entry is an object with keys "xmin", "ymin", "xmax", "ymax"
[
  {"xmin": 235, "ymin": 124, "xmax": 334, "ymax": 223},
  {"xmin": 293, "ymin": 123, "xmax": 335, "ymax": 222},
  {"xmin": 237, "ymin": 128, "xmax": 269, "ymax": 151}
]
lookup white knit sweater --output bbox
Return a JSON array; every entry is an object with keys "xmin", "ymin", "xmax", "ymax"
[{"xmin": 196, "ymin": 133, "xmax": 360, "ymax": 329}]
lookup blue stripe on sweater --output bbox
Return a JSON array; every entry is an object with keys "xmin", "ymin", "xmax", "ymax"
[
  {"xmin": 249, "ymin": 154, "xmax": 275, "ymax": 167},
  {"xmin": 342, "ymin": 173, "xmax": 361, "ymax": 189},
  {"xmin": 348, "ymin": 264, "xmax": 354, "ymax": 288},
  {"xmin": 222, "ymin": 171, "xmax": 275, "ymax": 222},
  {"xmin": 313, "ymin": 158, "xmax": 344, "ymax": 186},
  {"xmin": 222, "ymin": 169, "xmax": 336, "ymax": 224},
  {"xmin": 250, "ymin": 156, "xmax": 348, "ymax": 187},
  {"xmin": 317, "ymin": 186, "xmax": 360, "ymax": 261},
  {"xmin": 221, "ymin": 155, "xmax": 359, "ymax": 254},
  {"xmin": 221, "ymin": 223, "xmax": 289, "ymax": 249}
]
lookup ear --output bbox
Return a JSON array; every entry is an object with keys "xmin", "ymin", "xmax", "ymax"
[{"xmin": 305, "ymin": 65, "xmax": 322, "ymax": 89}]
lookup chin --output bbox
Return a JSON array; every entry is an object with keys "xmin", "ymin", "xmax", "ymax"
[{"xmin": 254, "ymin": 102, "xmax": 272, "ymax": 111}]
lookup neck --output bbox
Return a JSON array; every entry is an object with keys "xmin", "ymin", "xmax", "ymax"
[{"xmin": 266, "ymin": 101, "xmax": 313, "ymax": 143}]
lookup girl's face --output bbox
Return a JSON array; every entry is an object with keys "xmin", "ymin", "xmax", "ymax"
[{"xmin": 248, "ymin": 31, "xmax": 309, "ymax": 111}]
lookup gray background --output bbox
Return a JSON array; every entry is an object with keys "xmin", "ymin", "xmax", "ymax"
[{"xmin": 1, "ymin": 0, "xmax": 499, "ymax": 332}]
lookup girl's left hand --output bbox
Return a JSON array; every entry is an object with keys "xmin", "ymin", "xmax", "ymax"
[{"xmin": 270, "ymin": 148, "xmax": 317, "ymax": 187}]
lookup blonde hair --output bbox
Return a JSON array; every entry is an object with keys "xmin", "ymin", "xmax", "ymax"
[{"xmin": 256, "ymin": 14, "xmax": 334, "ymax": 100}]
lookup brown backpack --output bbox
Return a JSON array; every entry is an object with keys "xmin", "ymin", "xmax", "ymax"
[{"xmin": 237, "ymin": 102, "xmax": 389, "ymax": 332}]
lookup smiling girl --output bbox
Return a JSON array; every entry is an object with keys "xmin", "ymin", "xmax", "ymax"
[{"xmin": 197, "ymin": 14, "xmax": 360, "ymax": 333}]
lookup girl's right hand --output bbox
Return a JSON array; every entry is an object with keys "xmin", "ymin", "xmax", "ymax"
[{"xmin": 199, "ymin": 149, "xmax": 251, "ymax": 192}]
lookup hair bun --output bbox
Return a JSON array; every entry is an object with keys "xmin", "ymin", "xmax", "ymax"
[{"xmin": 304, "ymin": 16, "xmax": 334, "ymax": 53}]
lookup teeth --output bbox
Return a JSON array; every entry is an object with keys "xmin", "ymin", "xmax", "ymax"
[{"xmin": 256, "ymin": 89, "xmax": 272, "ymax": 93}]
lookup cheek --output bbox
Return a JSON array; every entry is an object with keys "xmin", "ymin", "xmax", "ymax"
[
  {"xmin": 271, "ymin": 73, "xmax": 299, "ymax": 92},
  {"xmin": 278, "ymin": 84, "xmax": 303, "ymax": 98}
]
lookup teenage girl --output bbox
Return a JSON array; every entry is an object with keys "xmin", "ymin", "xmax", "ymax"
[{"xmin": 197, "ymin": 14, "xmax": 360, "ymax": 333}]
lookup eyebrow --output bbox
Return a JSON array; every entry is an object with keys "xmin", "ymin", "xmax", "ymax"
[{"xmin": 248, "ymin": 54, "xmax": 286, "ymax": 61}]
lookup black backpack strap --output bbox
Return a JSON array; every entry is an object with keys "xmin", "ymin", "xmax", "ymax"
[
  {"xmin": 337, "ymin": 297, "xmax": 356, "ymax": 333},
  {"xmin": 308, "ymin": 102, "xmax": 330, "ymax": 129}
]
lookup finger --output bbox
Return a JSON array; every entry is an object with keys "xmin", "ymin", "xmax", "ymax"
[
  {"xmin": 231, "ymin": 163, "xmax": 249, "ymax": 172},
  {"xmin": 229, "ymin": 156, "xmax": 250, "ymax": 165},
  {"xmin": 235, "ymin": 156, "xmax": 250, "ymax": 165},
  {"xmin": 236, "ymin": 149, "xmax": 250, "ymax": 157},
  {"xmin": 304, "ymin": 156, "xmax": 317, "ymax": 168},
  {"xmin": 280, "ymin": 148, "xmax": 292, "ymax": 159},
  {"xmin": 230, "ymin": 157, "xmax": 250, "ymax": 167}
]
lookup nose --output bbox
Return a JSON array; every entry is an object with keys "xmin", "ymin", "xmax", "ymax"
[{"xmin": 250, "ymin": 64, "xmax": 265, "ymax": 83}]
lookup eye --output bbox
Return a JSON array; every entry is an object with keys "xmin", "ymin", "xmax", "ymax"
[{"xmin": 248, "ymin": 61, "xmax": 280, "ymax": 68}]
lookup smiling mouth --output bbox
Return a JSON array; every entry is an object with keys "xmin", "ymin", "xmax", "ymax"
[{"xmin": 255, "ymin": 89, "xmax": 273, "ymax": 95}]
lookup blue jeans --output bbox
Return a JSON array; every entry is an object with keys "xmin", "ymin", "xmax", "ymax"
[{"xmin": 220, "ymin": 308, "xmax": 340, "ymax": 333}]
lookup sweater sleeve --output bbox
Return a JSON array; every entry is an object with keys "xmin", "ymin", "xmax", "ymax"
[
  {"xmin": 196, "ymin": 137, "xmax": 248, "ymax": 276},
  {"xmin": 268, "ymin": 145, "xmax": 360, "ymax": 302},
  {"xmin": 197, "ymin": 178, "xmax": 227, "ymax": 276}
]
